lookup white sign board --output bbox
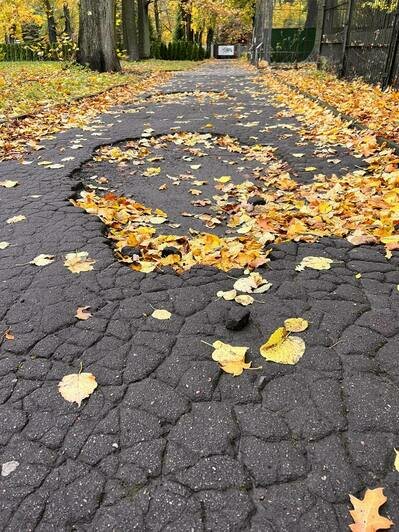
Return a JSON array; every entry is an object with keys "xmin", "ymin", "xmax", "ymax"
[{"xmin": 218, "ymin": 45, "xmax": 235, "ymax": 56}]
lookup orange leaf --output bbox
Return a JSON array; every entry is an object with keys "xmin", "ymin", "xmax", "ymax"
[{"xmin": 349, "ymin": 487, "xmax": 393, "ymax": 532}]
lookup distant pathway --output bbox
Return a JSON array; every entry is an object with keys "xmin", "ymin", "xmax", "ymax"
[{"xmin": 0, "ymin": 61, "xmax": 398, "ymax": 531}]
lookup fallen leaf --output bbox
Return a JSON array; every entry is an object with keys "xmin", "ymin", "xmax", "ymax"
[
  {"xmin": 304, "ymin": 166, "xmax": 317, "ymax": 171},
  {"xmin": 211, "ymin": 340, "xmax": 251, "ymax": 376},
  {"xmin": 394, "ymin": 449, "xmax": 399, "ymax": 472},
  {"xmin": 347, "ymin": 231, "xmax": 378, "ymax": 246},
  {"xmin": 0, "ymin": 180, "xmax": 18, "ymax": 188},
  {"xmin": 214, "ymin": 176, "xmax": 231, "ymax": 184},
  {"xmin": 46, "ymin": 163, "xmax": 64, "ymax": 169},
  {"xmin": 149, "ymin": 216, "xmax": 167, "ymax": 224},
  {"xmin": 152, "ymin": 309, "xmax": 172, "ymax": 320},
  {"xmin": 0, "ymin": 241, "xmax": 10, "ymax": 249},
  {"xmin": 29, "ymin": 254, "xmax": 55, "ymax": 266},
  {"xmin": 189, "ymin": 189, "xmax": 202, "ymax": 195},
  {"xmin": 284, "ymin": 317, "xmax": 308, "ymax": 332},
  {"xmin": 296, "ymin": 256, "xmax": 333, "ymax": 271},
  {"xmin": 75, "ymin": 306, "xmax": 92, "ymax": 320},
  {"xmin": 64, "ymin": 251, "xmax": 95, "ymax": 274},
  {"xmin": 235, "ymin": 294, "xmax": 254, "ymax": 306},
  {"xmin": 58, "ymin": 372, "xmax": 98, "ymax": 407},
  {"xmin": 233, "ymin": 272, "xmax": 271, "ymax": 293},
  {"xmin": 260, "ymin": 327, "xmax": 305, "ymax": 365},
  {"xmin": 261, "ymin": 326, "xmax": 287, "ymax": 349},
  {"xmin": 190, "ymin": 164, "xmax": 201, "ymax": 170},
  {"xmin": 349, "ymin": 487, "xmax": 393, "ymax": 532},
  {"xmin": 6, "ymin": 215, "xmax": 26, "ymax": 224},
  {"xmin": 217, "ymin": 289, "xmax": 237, "ymax": 301},
  {"xmin": 1, "ymin": 461, "xmax": 19, "ymax": 477},
  {"xmin": 4, "ymin": 328, "xmax": 14, "ymax": 340},
  {"xmin": 143, "ymin": 167, "xmax": 161, "ymax": 177}
]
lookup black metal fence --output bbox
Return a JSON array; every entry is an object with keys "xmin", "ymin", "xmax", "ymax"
[{"xmin": 319, "ymin": 0, "xmax": 399, "ymax": 87}]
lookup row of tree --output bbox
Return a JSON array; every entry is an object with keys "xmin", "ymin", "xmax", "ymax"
[{"xmin": 0, "ymin": 0, "xmax": 254, "ymax": 71}]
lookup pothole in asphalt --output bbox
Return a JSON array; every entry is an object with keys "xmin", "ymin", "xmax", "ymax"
[
  {"xmin": 71, "ymin": 131, "xmax": 284, "ymax": 272},
  {"xmin": 71, "ymin": 130, "xmax": 379, "ymax": 274}
]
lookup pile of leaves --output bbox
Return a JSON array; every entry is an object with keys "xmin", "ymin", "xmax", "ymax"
[
  {"xmin": 73, "ymin": 190, "xmax": 268, "ymax": 273},
  {"xmin": 256, "ymin": 73, "xmax": 399, "ymax": 255},
  {"xmin": 270, "ymin": 66, "xmax": 399, "ymax": 144}
]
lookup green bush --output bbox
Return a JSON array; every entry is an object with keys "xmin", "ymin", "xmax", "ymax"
[{"xmin": 152, "ymin": 40, "xmax": 205, "ymax": 61}]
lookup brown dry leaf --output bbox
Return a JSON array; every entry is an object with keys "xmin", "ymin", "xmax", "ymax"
[
  {"xmin": 75, "ymin": 306, "xmax": 92, "ymax": 321},
  {"xmin": 58, "ymin": 372, "xmax": 98, "ymax": 407},
  {"xmin": 4, "ymin": 328, "xmax": 14, "ymax": 341},
  {"xmin": 64, "ymin": 252, "xmax": 95, "ymax": 274},
  {"xmin": 349, "ymin": 487, "xmax": 393, "ymax": 532},
  {"xmin": 211, "ymin": 340, "xmax": 252, "ymax": 376},
  {"xmin": 347, "ymin": 230, "xmax": 378, "ymax": 246},
  {"xmin": 284, "ymin": 317, "xmax": 309, "ymax": 332}
]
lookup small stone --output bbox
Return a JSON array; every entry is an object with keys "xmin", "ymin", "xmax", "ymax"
[
  {"xmin": 161, "ymin": 246, "xmax": 182, "ymax": 258},
  {"xmin": 248, "ymin": 196, "xmax": 266, "ymax": 206},
  {"xmin": 225, "ymin": 307, "xmax": 250, "ymax": 330},
  {"xmin": 120, "ymin": 246, "xmax": 141, "ymax": 259}
]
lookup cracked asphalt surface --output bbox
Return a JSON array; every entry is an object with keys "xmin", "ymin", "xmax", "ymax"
[{"xmin": 1, "ymin": 61, "xmax": 399, "ymax": 531}]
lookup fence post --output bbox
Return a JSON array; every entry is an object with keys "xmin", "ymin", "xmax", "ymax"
[
  {"xmin": 339, "ymin": 0, "xmax": 354, "ymax": 77},
  {"xmin": 382, "ymin": 5, "xmax": 399, "ymax": 89},
  {"xmin": 316, "ymin": 0, "xmax": 327, "ymax": 60}
]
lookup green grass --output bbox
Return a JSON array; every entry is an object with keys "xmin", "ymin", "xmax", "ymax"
[{"xmin": 0, "ymin": 59, "xmax": 199, "ymax": 119}]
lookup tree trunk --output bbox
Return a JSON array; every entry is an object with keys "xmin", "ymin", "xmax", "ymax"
[
  {"xmin": 153, "ymin": 0, "xmax": 161, "ymax": 41},
  {"xmin": 43, "ymin": 0, "xmax": 57, "ymax": 44},
  {"xmin": 206, "ymin": 27, "xmax": 214, "ymax": 55},
  {"xmin": 78, "ymin": 0, "xmax": 121, "ymax": 72},
  {"xmin": 122, "ymin": 0, "xmax": 139, "ymax": 60},
  {"xmin": 63, "ymin": 2, "xmax": 72, "ymax": 36},
  {"xmin": 305, "ymin": 0, "xmax": 318, "ymax": 28},
  {"xmin": 138, "ymin": 0, "xmax": 151, "ymax": 58}
]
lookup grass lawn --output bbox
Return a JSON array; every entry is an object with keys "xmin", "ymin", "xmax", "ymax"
[{"xmin": 0, "ymin": 59, "xmax": 200, "ymax": 120}]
